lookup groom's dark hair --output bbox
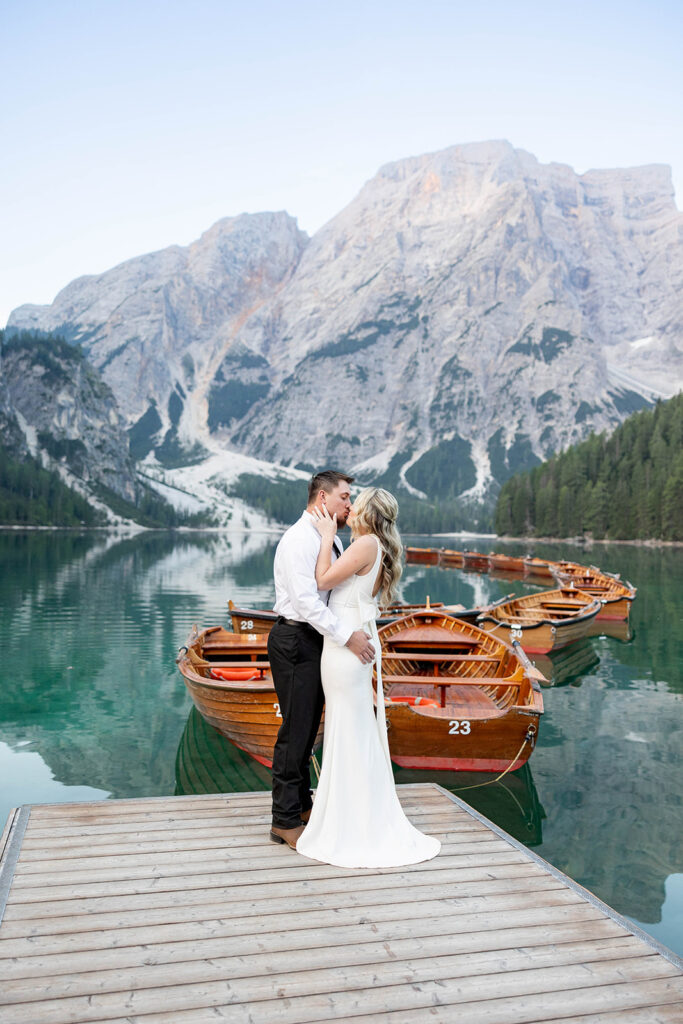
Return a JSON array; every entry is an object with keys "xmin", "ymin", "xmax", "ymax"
[{"xmin": 307, "ymin": 470, "xmax": 354, "ymax": 505}]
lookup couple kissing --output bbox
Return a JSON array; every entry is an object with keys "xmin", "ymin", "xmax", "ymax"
[{"xmin": 267, "ymin": 470, "xmax": 440, "ymax": 869}]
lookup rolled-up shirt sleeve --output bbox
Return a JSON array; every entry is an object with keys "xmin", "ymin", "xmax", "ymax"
[{"xmin": 276, "ymin": 523, "xmax": 353, "ymax": 647}]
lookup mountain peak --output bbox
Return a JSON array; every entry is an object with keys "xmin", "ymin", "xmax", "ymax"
[{"xmin": 6, "ymin": 141, "xmax": 682, "ymax": 517}]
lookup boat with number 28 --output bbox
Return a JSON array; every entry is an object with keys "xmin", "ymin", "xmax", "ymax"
[{"xmin": 176, "ymin": 626, "xmax": 324, "ymax": 768}]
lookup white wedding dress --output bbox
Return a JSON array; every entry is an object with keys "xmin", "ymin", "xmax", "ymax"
[{"xmin": 296, "ymin": 536, "xmax": 441, "ymax": 868}]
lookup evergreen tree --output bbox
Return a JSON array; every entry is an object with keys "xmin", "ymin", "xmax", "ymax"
[{"xmin": 493, "ymin": 393, "xmax": 683, "ymax": 540}]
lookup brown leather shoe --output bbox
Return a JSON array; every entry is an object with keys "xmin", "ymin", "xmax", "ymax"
[
  {"xmin": 300, "ymin": 807, "xmax": 312, "ymax": 824},
  {"xmin": 270, "ymin": 824, "xmax": 305, "ymax": 849}
]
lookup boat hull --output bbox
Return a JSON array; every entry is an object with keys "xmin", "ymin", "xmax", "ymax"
[
  {"xmin": 181, "ymin": 677, "xmax": 284, "ymax": 767},
  {"xmin": 551, "ymin": 565, "xmax": 636, "ymax": 620},
  {"xmin": 523, "ymin": 558, "xmax": 556, "ymax": 580},
  {"xmin": 461, "ymin": 552, "xmax": 491, "ymax": 572},
  {"xmin": 405, "ymin": 547, "xmax": 441, "ymax": 565},
  {"xmin": 228, "ymin": 602, "xmax": 278, "ymax": 634},
  {"xmin": 385, "ymin": 702, "xmax": 539, "ymax": 772},
  {"xmin": 440, "ymin": 549, "xmax": 465, "ymax": 568},
  {"xmin": 477, "ymin": 588, "xmax": 601, "ymax": 654},
  {"xmin": 488, "ymin": 554, "xmax": 526, "ymax": 573},
  {"xmin": 595, "ymin": 597, "xmax": 632, "ymax": 621},
  {"xmin": 378, "ymin": 611, "xmax": 543, "ymax": 772},
  {"xmin": 228, "ymin": 601, "xmax": 446, "ymax": 635},
  {"xmin": 479, "ymin": 616, "xmax": 596, "ymax": 654},
  {"xmin": 177, "ymin": 626, "xmax": 324, "ymax": 767}
]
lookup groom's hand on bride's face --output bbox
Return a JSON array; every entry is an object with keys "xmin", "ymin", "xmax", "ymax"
[{"xmin": 346, "ymin": 630, "xmax": 375, "ymax": 664}]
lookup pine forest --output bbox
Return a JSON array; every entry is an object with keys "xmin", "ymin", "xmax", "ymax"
[{"xmin": 494, "ymin": 393, "xmax": 683, "ymax": 542}]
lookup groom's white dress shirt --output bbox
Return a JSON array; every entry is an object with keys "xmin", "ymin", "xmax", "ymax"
[{"xmin": 273, "ymin": 511, "xmax": 352, "ymax": 647}]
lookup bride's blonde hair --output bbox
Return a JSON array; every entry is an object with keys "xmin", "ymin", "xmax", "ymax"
[{"xmin": 350, "ymin": 487, "xmax": 403, "ymax": 606}]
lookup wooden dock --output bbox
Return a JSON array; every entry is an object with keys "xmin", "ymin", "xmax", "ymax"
[{"xmin": 1, "ymin": 783, "xmax": 682, "ymax": 1023}]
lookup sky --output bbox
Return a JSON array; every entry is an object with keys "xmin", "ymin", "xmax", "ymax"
[{"xmin": 2, "ymin": 0, "xmax": 682, "ymax": 326}]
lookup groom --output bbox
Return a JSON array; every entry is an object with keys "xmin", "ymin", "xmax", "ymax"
[{"xmin": 267, "ymin": 470, "xmax": 375, "ymax": 849}]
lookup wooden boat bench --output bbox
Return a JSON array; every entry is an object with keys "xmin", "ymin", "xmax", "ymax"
[
  {"xmin": 540, "ymin": 601, "xmax": 594, "ymax": 610},
  {"xmin": 383, "ymin": 674, "xmax": 521, "ymax": 687},
  {"xmin": 383, "ymin": 673, "xmax": 523, "ymax": 708},
  {"xmin": 383, "ymin": 653, "xmax": 502, "ymax": 663}
]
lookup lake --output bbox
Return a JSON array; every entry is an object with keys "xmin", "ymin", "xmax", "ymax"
[{"xmin": 0, "ymin": 528, "xmax": 681, "ymax": 957}]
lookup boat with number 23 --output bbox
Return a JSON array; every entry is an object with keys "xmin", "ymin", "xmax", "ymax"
[{"xmin": 378, "ymin": 611, "xmax": 544, "ymax": 772}]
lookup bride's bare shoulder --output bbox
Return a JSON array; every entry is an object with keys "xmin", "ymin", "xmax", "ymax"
[
  {"xmin": 351, "ymin": 533, "xmax": 378, "ymax": 552},
  {"xmin": 350, "ymin": 533, "xmax": 380, "ymax": 568}
]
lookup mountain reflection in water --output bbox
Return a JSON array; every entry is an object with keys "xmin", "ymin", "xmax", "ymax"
[{"xmin": 0, "ymin": 530, "xmax": 680, "ymax": 955}]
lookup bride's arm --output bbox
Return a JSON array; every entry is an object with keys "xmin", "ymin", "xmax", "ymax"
[{"xmin": 312, "ymin": 509, "xmax": 376, "ymax": 588}]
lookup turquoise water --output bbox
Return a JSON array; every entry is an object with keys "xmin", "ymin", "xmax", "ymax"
[{"xmin": 0, "ymin": 529, "xmax": 681, "ymax": 956}]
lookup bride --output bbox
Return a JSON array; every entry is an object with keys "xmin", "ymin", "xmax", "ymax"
[{"xmin": 296, "ymin": 486, "xmax": 440, "ymax": 868}]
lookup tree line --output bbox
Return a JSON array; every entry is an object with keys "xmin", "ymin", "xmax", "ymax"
[
  {"xmin": 0, "ymin": 444, "xmax": 102, "ymax": 527},
  {"xmin": 495, "ymin": 392, "xmax": 683, "ymax": 541},
  {"xmin": 230, "ymin": 473, "xmax": 493, "ymax": 534}
]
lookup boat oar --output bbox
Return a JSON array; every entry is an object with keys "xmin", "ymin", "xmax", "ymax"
[
  {"xmin": 475, "ymin": 592, "xmax": 516, "ymax": 618},
  {"xmin": 511, "ymin": 639, "xmax": 547, "ymax": 688}
]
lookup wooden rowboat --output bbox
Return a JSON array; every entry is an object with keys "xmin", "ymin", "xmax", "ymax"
[
  {"xmin": 176, "ymin": 625, "xmax": 323, "ymax": 767},
  {"xmin": 522, "ymin": 556, "xmax": 557, "ymax": 580},
  {"xmin": 439, "ymin": 548, "xmax": 465, "ymax": 568},
  {"xmin": 550, "ymin": 563, "xmax": 636, "ymax": 620},
  {"xmin": 405, "ymin": 546, "xmax": 441, "ymax": 565},
  {"xmin": 488, "ymin": 553, "xmax": 527, "ymax": 574},
  {"xmin": 476, "ymin": 587, "xmax": 602, "ymax": 654},
  {"xmin": 228, "ymin": 598, "xmax": 461, "ymax": 635},
  {"xmin": 461, "ymin": 550, "xmax": 491, "ymax": 572},
  {"xmin": 228, "ymin": 601, "xmax": 279, "ymax": 634},
  {"xmin": 378, "ymin": 611, "xmax": 544, "ymax": 772}
]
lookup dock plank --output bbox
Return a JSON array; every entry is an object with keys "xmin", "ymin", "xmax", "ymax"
[
  {"xmin": 0, "ymin": 899, "xmax": 600, "ymax": 980},
  {"xmin": 1, "ymin": 956, "xmax": 679, "ymax": 1024},
  {"xmin": 0, "ymin": 888, "xmax": 585, "ymax": 961},
  {"xmin": 0, "ymin": 784, "xmax": 681, "ymax": 1023}
]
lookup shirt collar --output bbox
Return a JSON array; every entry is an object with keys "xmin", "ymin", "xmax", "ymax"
[{"xmin": 302, "ymin": 510, "xmax": 342, "ymax": 550}]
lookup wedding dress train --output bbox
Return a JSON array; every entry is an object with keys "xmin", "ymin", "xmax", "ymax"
[{"xmin": 296, "ymin": 536, "xmax": 441, "ymax": 868}]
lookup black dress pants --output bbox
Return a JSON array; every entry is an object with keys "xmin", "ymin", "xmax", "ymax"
[{"xmin": 268, "ymin": 619, "xmax": 325, "ymax": 828}]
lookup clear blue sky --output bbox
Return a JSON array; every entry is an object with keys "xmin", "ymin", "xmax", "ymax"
[{"xmin": 2, "ymin": 0, "xmax": 682, "ymax": 326}]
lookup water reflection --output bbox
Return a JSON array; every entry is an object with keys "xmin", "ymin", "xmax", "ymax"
[
  {"xmin": 394, "ymin": 761, "xmax": 546, "ymax": 847},
  {"xmin": 175, "ymin": 705, "xmax": 546, "ymax": 846},
  {"xmin": 0, "ymin": 529, "xmax": 280, "ymax": 824},
  {"xmin": 0, "ymin": 529, "xmax": 681, "ymax": 956},
  {"xmin": 176, "ymin": 707, "xmax": 271, "ymax": 795},
  {"xmin": 0, "ymin": 740, "xmax": 109, "ymax": 810},
  {"xmin": 531, "ymin": 638, "xmax": 601, "ymax": 688}
]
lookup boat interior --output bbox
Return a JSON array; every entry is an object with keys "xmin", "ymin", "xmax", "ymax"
[{"xmin": 379, "ymin": 619, "xmax": 530, "ymax": 717}]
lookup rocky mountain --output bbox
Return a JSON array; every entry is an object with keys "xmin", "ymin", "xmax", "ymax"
[
  {"xmin": 9, "ymin": 213, "xmax": 307, "ymax": 469},
  {"xmin": 8, "ymin": 141, "xmax": 683, "ymax": 514},
  {"xmin": 0, "ymin": 332, "xmax": 138, "ymax": 520},
  {"xmin": 0, "ymin": 331, "xmax": 294, "ymax": 530}
]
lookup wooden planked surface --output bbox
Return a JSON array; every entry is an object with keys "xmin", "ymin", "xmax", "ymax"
[{"xmin": 0, "ymin": 783, "xmax": 681, "ymax": 1024}]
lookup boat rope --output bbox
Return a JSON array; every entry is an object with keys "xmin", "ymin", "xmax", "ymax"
[
  {"xmin": 451, "ymin": 726, "xmax": 536, "ymax": 793},
  {"xmin": 497, "ymin": 779, "xmax": 528, "ymax": 822}
]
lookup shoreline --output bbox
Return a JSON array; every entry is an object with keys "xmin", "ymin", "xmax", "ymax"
[
  {"xmin": 1, "ymin": 525, "xmax": 680, "ymax": 546},
  {"xmin": 0, "ymin": 524, "xmax": 284, "ymax": 536},
  {"xmin": 493, "ymin": 534, "xmax": 683, "ymax": 549}
]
